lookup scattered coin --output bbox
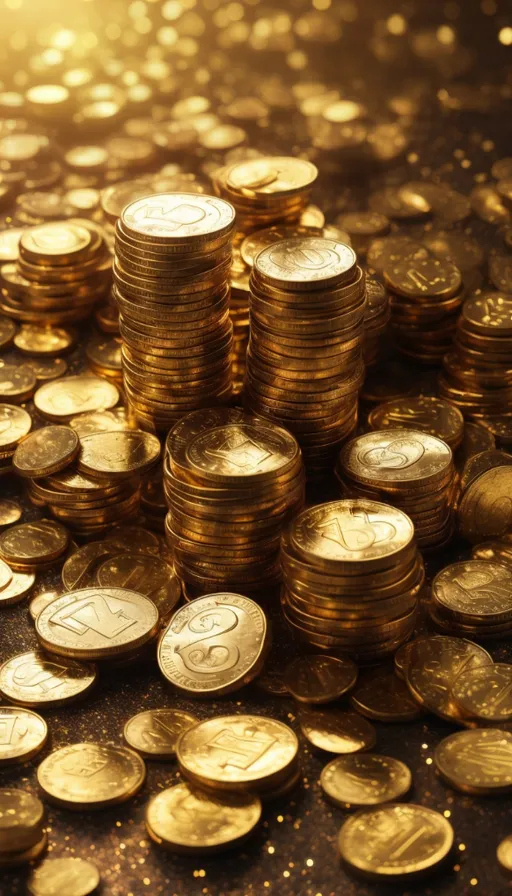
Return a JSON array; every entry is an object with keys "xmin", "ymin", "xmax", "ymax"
[
  {"xmin": 97, "ymin": 553, "xmax": 180, "ymax": 620},
  {"xmin": 0, "ymin": 500, "xmax": 22, "ymax": 528},
  {"xmin": 321, "ymin": 753, "xmax": 412, "ymax": 807},
  {"xmin": 0, "ymin": 519, "xmax": 70, "ymax": 572},
  {"xmin": 0, "ymin": 569, "xmax": 35, "ymax": 606},
  {"xmin": 28, "ymin": 857, "xmax": 101, "ymax": 896},
  {"xmin": 29, "ymin": 589, "xmax": 62, "ymax": 621},
  {"xmin": 0, "ymin": 650, "xmax": 97, "ymax": 707},
  {"xmin": 124, "ymin": 709, "xmax": 199, "ymax": 759},
  {"xmin": 284, "ymin": 655, "xmax": 358, "ymax": 704},
  {"xmin": 451, "ymin": 663, "xmax": 512, "ymax": 724},
  {"xmin": 34, "ymin": 375, "xmax": 119, "ymax": 421},
  {"xmin": 350, "ymin": 670, "xmax": 423, "ymax": 722},
  {"xmin": 0, "ymin": 706, "xmax": 48, "ymax": 764},
  {"xmin": 435, "ymin": 728, "xmax": 512, "ymax": 794},
  {"xmin": 77, "ymin": 430, "xmax": 161, "ymax": 479},
  {"xmin": 299, "ymin": 707, "xmax": 376, "ymax": 753},
  {"xmin": 37, "ymin": 742, "xmax": 146, "ymax": 808},
  {"xmin": 13, "ymin": 425, "xmax": 79, "ymax": 478}
]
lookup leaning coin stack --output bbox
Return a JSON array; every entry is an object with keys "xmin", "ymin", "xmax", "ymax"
[
  {"xmin": 0, "ymin": 220, "xmax": 111, "ymax": 327},
  {"xmin": 336, "ymin": 430, "xmax": 457, "ymax": 550},
  {"xmin": 362, "ymin": 277, "xmax": 390, "ymax": 366},
  {"xmin": 440, "ymin": 291, "xmax": 512, "ymax": 418},
  {"xmin": 113, "ymin": 193, "xmax": 236, "ymax": 432},
  {"xmin": 245, "ymin": 237, "xmax": 366, "ymax": 476},
  {"xmin": 383, "ymin": 254, "xmax": 464, "ymax": 365},
  {"xmin": 429, "ymin": 560, "xmax": 512, "ymax": 639},
  {"xmin": 211, "ymin": 156, "xmax": 318, "ymax": 232},
  {"xmin": 164, "ymin": 407, "xmax": 305, "ymax": 597},
  {"xmin": 0, "ymin": 790, "xmax": 47, "ymax": 868},
  {"xmin": 281, "ymin": 499, "xmax": 423, "ymax": 661}
]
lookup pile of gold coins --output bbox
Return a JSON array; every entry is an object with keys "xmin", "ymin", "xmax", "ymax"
[
  {"xmin": 164, "ymin": 408, "xmax": 305, "ymax": 596},
  {"xmin": 281, "ymin": 499, "xmax": 423, "ymax": 660},
  {"xmin": 0, "ymin": 220, "xmax": 111, "ymax": 327},
  {"xmin": 440, "ymin": 291, "xmax": 512, "ymax": 417},
  {"xmin": 245, "ymin": 236, "xmax": 365, "ymax": 476},
  {"xmin": 429, "ymin": 559, "xmax": 512, "ymax": 639},
  {"xmin": 337, "ymin": 430, "xmax": 457, "ymax": 549},
  {"xmin": 113, "ymin": 193, "xmax": 236, "ymax": 432}
]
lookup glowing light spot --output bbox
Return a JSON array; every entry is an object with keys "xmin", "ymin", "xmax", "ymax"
[
  {"xmin": 499, "ymin": 27, "xmax": 512, "ymax": 45},
  {"xmin": 387, "ymin": 14, "xmax": 406, "ymax": 35}
]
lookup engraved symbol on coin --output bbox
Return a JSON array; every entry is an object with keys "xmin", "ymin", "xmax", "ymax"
[
  {"xmin": 267, "ymin": 242, "xmax": 339, "ymax": 273},
  {"xmin": 360, "ymin": 437, "xmax": 425, "ymax": 470},
  {"xmin": 49, "ymin": 592, "xmax": 137, "ymax": 639},
  {"xmin": 140, "ymin": 201, "xmax": 207, "ymax": 228},
  {"xmin": 317, "ymin": 511, "xmax": 395, "ymax": 552},
  {"xmin": 176, "ymin": 607, "xmax": 240, "ymax": 674},
  {"xmin": 206, "ymin": 727, "xmax": 277, "ymax": 770},
  {"xmin": 205, "ymin": 433, "xmax": 272, "ymax": 471}
]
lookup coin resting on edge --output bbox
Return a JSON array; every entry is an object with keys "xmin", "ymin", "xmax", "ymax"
[
  {"xmin": 299, "ymin": 707, "xmax": 376, "ymax": 753},
  {"xmin": 13, "ymin": 425, "xmax": 79, "ymax": 478},
  {"xmin": 37, "ymin": 742, "xmax": 146, "ymax": 808},
  {"xmin": 27, "ymin": 857, "xmax": 101, "ymax": 896},
  {"xmin": 123, "ymin": 709, "xmax": 199, "ymax": 759},
  {"xmin": 145, "ymin": 783, "xmax": 262, "ymax": 854},
  {"xmin": 0, "ymin": 650, "xmax": 97, "ymax": 707},
  {"xmin": 0, "ymin": 707, "xmax": 47, "ymax": 764},
  {"xmin": 158, "ymin": 593, "xmax": 268, "ymax": 696},
  {"xmin": 321, "ymin": 754, "xmax": 412, "ymax": 807},
  {"xmin": 283, "ymin": 655, "xmax": 358, "ymax": 704},
  {"xmin": 338, "ymin": 803, "xmax": 454, "ymax": 879},
  {"xmin": 435, "ymin": 729, "xmax": 512, "ymax": 794},
  {"xmin": 35, "ymin": 587, "xmax": 160, "ymax": 660}
]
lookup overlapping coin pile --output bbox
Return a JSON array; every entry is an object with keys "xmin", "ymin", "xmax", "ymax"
[
  {"xmin": 337, "ymin": 430, "xmax": 457, "ymax": 549},
  {"xmin": 440, "ymin": 291, "xmax": 512, "ymax": 417},
  {"xmin": 113, "ymin": 193, "xmax": 236, "ymax": 432},
  {"xmin": 164, "ymin": 408, "xmax": 305, "ymax": 597},
  {"xmin": 281, "ymin": 499, "xmax": 423, "ymax": 661},
  {"xmin": 245, "ymin": 237, "xmax": 365, "ymax": 477},
  {"xmin": 429, "ymin": 559, "xmax": 512, "ymax": 639},
  {"xmin": 0, "ymin": 220, "xmax": 111, "ymax": 327},
  {"xmin": 384, "ymin": 254, "xmax": 464, "ymax": 364}
]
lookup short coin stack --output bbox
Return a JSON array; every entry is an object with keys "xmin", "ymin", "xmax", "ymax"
[
  {"xmin": 245, "ymin": 237, "xmax": 366, "ymax": 477},
  {"xmin": 281, "ymin": 499, "xmax": 423, "ymax": 661},
  {"xmin": 337, "ymin": 430, "xmax": 457, "ymax": 550},
  {"xmin": 211, "ymin": 156, "xmax": 318, "ymax": 231},
  {"xmin": 113, "ymin": 193, "xmax": 236, "ymax": 432},
  {"xmin": 362, "ymin": 277, "xmax": 390, "ymax": 367},
  {"xmin": 384, "ymin": 254, "xmax": 464, "ymax": 364},
  {"xmin": 430, "ymin": 559, "xmax": 512, "ymax": 639},
  {"xmin": 440, "ymin": 291, "xmax": 512, "ymax": 417},
  {"xmin": 0, "ymin": 790, "xmax": 47, "ymax": 868},
  {"xmin": 164, "ymin": 407, "xmax": 305, "ymax": 597},
  {"xmin": 0, "ymin": 220, "xmax": 111, "ymax": 327}
]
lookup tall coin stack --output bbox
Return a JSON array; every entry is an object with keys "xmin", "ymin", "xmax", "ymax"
[
  {"xmin": 363, "ymin": 278, "xmax": 390, "ymax": 366},
  {"xmin": 440, "ymin": 291, "xmax": 512, "ymax": 418},
  {"xmin": 164, "ymin": 408, "xmax": 305, "ymax": 597},
  {"xmin": 281, "ymin": 499, "xmax": 423, "ymax": 661},
  {"xmin": 113, "ymin": 193, "xmax": 236, "ymax": 432},
  {"xmin": 0, "ymin": 220, "xmax": 111, "ymax": 326},
  {"xmin": 383, "ymin": 254, "xmax": 464, "ymax": 365},
  {"xmin": 229, "ymin": 242, "xmax": 251, "ymax": 396},
  {"xmin": 336, "ymin": 430, "xmax": 457, "ymax": 550},
  {"xmin": 245, "ymin": 237, "xmax": 365, "ymax": 477}
]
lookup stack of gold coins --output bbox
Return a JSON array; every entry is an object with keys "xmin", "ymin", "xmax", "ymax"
[
  {"xmin": 281, "ymin": 500, "xmax": 423, "ymax": 661},
  {"xmin": 362, "ymin": 278, "xmax": 390, "ymax": 366},
  {"xmin": 384, "ymin": 254, "xmax": 464, "ymax": 364},
  {"xmin": 0, "ymin": 790, "xmax": 47, "ymax": 868},
  {"xmin": 164, "ymin": 407, "xmax": 305, "ymax": 597},
  {"xmin": 0, "ymin": 220, "xmax": 111, "ymax": 327},
  {"xmin": 244, "ymin": 237, "xmax": 365, "ymax": 477},
  {"xmin": 429, "ymin": 560, "xmax": 512, "ymax": 639},
  {"xmin": 336, "ymin": 430, "xmax": 457, "ymax": 550},
  {"xmin": 211, "ymin": 156, "xmax": 318, "ymax": 231},
  {"xmin": 0, "ymin": 404, "xmax": 32, "ymax": 476},
  {"xmin": 0, "ymin": 519, "xmax": 70, "ymax": 572},
  {"xmin": 229, "ymin": 241, "xmax": 251, "ymax": 395},
  {"xmin": 367, "ymin": 396, "xmax": 465, "ymax": 451},
  {"xmin": 440, "ymin": 292, "xmax": 512, "ymax": 417},
  {"xmin": 113, "ymin": 193, "xmax": 236, "ymax": 432}
]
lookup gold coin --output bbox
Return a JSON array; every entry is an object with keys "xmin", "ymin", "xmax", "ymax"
[
  {"xmin": 497, "ymin": 834, "xmax": 512, "ymax": 876},
  {"xmin": 122, "ymin": 193, "xmax": 235, "ymax": 242},
  {"xmin": 77, "ymin": 430, "xmax": 161, "ymax": 479},
  {"xmin": 338, "ymin": 803, "xmax": 453, "ymax": 879},
  {"xmin": 0, "ymin": 404, "xmax": 31, "ymax": 451},
  {"xmin": 0, "ymin": 569, "xmax": 35, "ymax": 606},
  {"xmin": 61, "ymin": 542, "xmax": 117, "ymax": 590},
  {"xmin": 123, "ymin": 709, "xmax": 199, "ymax": 759},
  {"xmin": 226, "ymin": 156, "xmax": 317, "ymax": 195},
  {"xmin": 69, "ymin": 410, "xmax": 132, "ymax": 437},
  {"xmin": 37, "ymin": 742, "xmax": 146, "ymax": 808},
  {"xmin": 0, "ymin": 788, "xmax": 45, "ymax": 853},
  {"xmin": 255, "ymin": 237, "xmax": 356, "ymax": 290},
  {"xmin": 350, "ymin": 670, "xmax": 422, "ymax": 722},
  {"xmin": 13, "ymin": 425, "xmax": 79, "ymax": 478},
  {"xmin": 368, "ymin": 397, "xmax": 463, "ymax": 448},
  {"xmin": 299, "ymin": 707, "xmax": 376, "ymax": 753},
  {"xmin": 0, "ymin": 364, "xmax": 37, "ymax": 403},
  {"xmin": 145, "ymin": 783, "xmax": 262, "ymax": 854},
  {"xmin": 36, "ymin": 587, "xmax": 160, "ymax": 660},
  {"xmin": 0, "ymin": 558, "xmax": 11, "ymax": 591},
  {"xmin": 29, "ymin": 589, "xmax": 62, "ymax": 621},
  {"xmin": 97, "ymin": 553, "xmax": 180, "ymax": 620},
  {"xmin": 384, "ymin": 254, "xmax": 462, "ymax": 299},
  {"xmin": 14, "ymin": 325, "xmax": 76, "ymax": 357},
  {"xmin": 321, "ymin": 754, "xmax": 411, "ymax": 807},
  {"xmin": 340, "ymin": 430, "xmax": 453, "ymax": 489},
  {"xmin": 28, "ymin": 857, "xmax": 100, "ymax": 896},
  {"xmin": 0, "ymin": 316, "xmax": 16, "ymax": 349},
  {"xmin": 451, "ymin": 664, "xmax": 512, "ymax": 724},
  {"xmin": 435, "ymin": 728, "xmax": 512, "ymax": 794},
  {"xmin": 0, "ymin": 832, "xmax": 48, "ymax": 868},
  {"xmin": 0, "ymin": 500, "xmax": 22, "ymax": 528},
  {"xmin": 177, "ymin": 714, "xmax": 298, "ymax": 792},
  {"xmin": 158, "ymin": 593, "xmax": 268, "ymax": 696},
  {"xmin": 405, "ymin": 635, "xmax": 492, "ymax": 722},
  {"xmin": 283, "ymin": 655, "xmax": 358, "ymax": 704},
  {"xmin": 34, "ymin": 375, "xmax": 119, "ymax": 421},
  {"xmin": 0, "ymin": 706, "xmax": 47, "ymax": 764},
  {"xmin": 23, "ymin": 358, "xmax": 68, "ymax": 383},
  {"xmin": 432, "ymin": 560, "xmax": 512, "ymax": 621},
  {"xmin": 0, "ymin": 650, "xmax": 97, "ymax": 707},
  {"xmin": 459, "ymin": 466, "xmax": 512, "ymax": 543},
  {"xmin": 20, "ymin": 220, "xmax": 91, "ymax": 265},
  {"xmin": 104, "ymin": 525, "xmax": 162, "ymax": 556},
  {"xmin": 0, "ymin": 229, "xmax": 23, "ymax": 262},
  {"xmin": 0, "ymin": 520, "xmax": 69, "ymax": 570}
]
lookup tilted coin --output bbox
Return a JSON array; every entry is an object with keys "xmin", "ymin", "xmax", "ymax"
[
  {"xmin": 145, "ymin": 783, "xmax": 262, "ymax": 854},
  {"xmin": 338, "ymin": 803, "xmax": 453, "ymax": 879},
  {"xmin": 435, "ymin": 728, "xmax": 512, "ymax": 794},
  {"xmin": 0, "ymin": 500, "xmax": 22, "ymax": 528},
  {"xmin": 368, "ymin": 397, "xmax": 464, "ymax": 448},
  {"xmin": 432, "ymin": 560, "xmax": 512, "ymax": 621},
  {"xmin": 283, "ymin": 655, "xmax": 358, "ymax": 704},
  {"xmin": 77, "ymin": 430, "xmax": 161, "ymax": 479},
  {"xmin": 13, "ymin": 425, "xmax": 79, "ymax": 478},
  {"xmin": 124, "ymin": 709, "xmax": 199, "ymax": 759},
  {"xmin": 0, "ymin": 706, "xmax": 47, "ymax": 764},
  {"xmin": 0, "ymin": 520, "xmax": 69, "ymax": 571},
  {"xmin": 61, "ymin": 542, "xmax": 116, "ymax": 590},
  {"xmin": 497, "ymin": 835, "xmax": 512, "ymax": 876},
  {"xmin": 299, "ymin": 707, "xmax": 376, "ymax": 753},
  {"xmin": 405, "ymin": 635, "xmax": 492, "ymax": 722},
  {"xmin": 177, "ymin": 715, "xmax": 298, "ymax": 793},
  {"xmin": 451, "ymin": 664, "xmax": 512, "ymax": 724},
  {"xmin": 0, "ymin": 650, "xmax": 97, "ymax": 707},
  {"xmin": 0, "ymin": 788, "xmax": 45, "ymax": 854},
  {"xmin": 0, "ymin": 832, "xmax": 48, "ymax": 868},
  {"xmin": 350, "ymin": 670, "xmax": 422, "ymax": 722},
  {"xmin": 0, "ymin": 569, "xmax": 35, "ymax": 606},
  {"xmin": 458, "ymin": 466, "xmax": 512, "ymax": 544},
  {"xmin": 35, "ymin": 587, "xmax": 160, "ymax": 660},
  {"xmin": 37, "ymin": 742, "xmax": 146, "ymax": 808},
  {"xmin": 321, "ymin": 754, "xmax": 412, "ymax": 807},
  {"xmin": 34, "ymin": 375, "xmax": 119, "ymax": 421},
  {"xmin": 97, "ymin": 553, "xmax": 180, "ymax": 620},
  {"xmin": 158, "ymin": 593, "xmax": 268, "ymax": 696},
  {"xmin": 28, "ymin": 857, "xmax": 100, "ymax": 896}
]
